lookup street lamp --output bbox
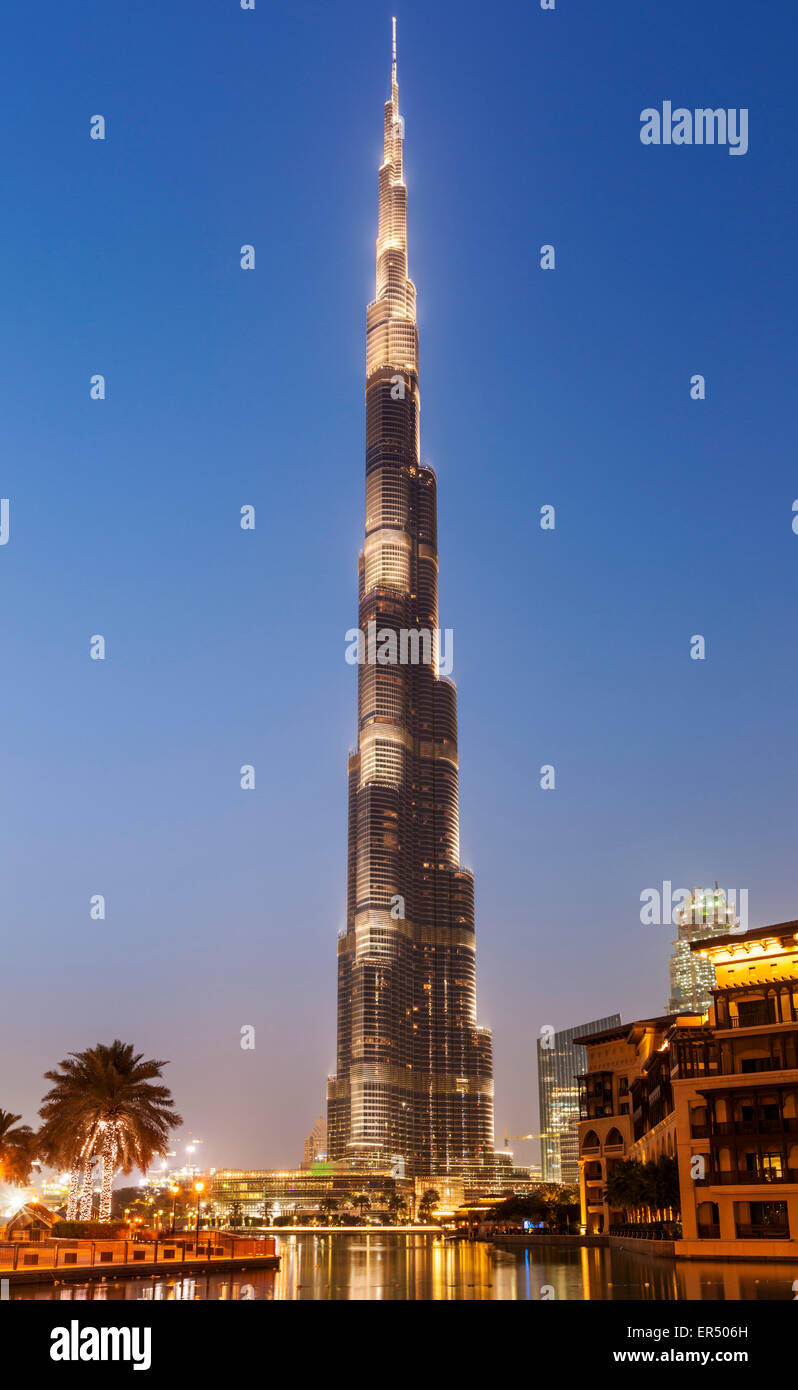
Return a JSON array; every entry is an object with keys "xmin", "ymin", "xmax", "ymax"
[
  {"xmin": 169, "ymin": 1185, "xmax": 179, "ymax": 1235},
  {"xmin": 194, "ymin": 1180, "xmax": 205, "ymax": 1248}
]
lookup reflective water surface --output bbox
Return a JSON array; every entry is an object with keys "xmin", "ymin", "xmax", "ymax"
[{"xmin": 11, "ymin": 1233, "xmax": 798, "ymax": 1300}]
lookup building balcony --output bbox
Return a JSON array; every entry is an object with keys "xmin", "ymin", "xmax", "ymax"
[
  {"xmin": 712, "ymin": 1118, "xmax": 798, "ymax": 1137},
  {"xmin": 728, "ymin": 1009, "xmax": 773, "ymax": 1028},
  {"xmin": 670, "ymin": 1063, "xmax": 721, "ymax": 1081},
  {"xmin": 714, "ymin": 1055, "xmax": 798, "ymax": 1077},
  {"xmin": 729, "ymin": 1019, "xmax": 798, "ymax": 1038},
  {"xmin": 696, "ymin": 1168, "xmax": 798, "ymax": 1187},
  {"xmin": 735, "ymin": 1223, "xmax": 789, "ymax": 1239},
  {"xmin": 696, "ymin": 1224, "xmax": 720, "ymax": 1238}
]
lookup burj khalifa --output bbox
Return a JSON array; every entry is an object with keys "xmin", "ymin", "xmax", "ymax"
[{"xmin": 326, "ymin": 21, "xmax": 495, "ymax": 1178}]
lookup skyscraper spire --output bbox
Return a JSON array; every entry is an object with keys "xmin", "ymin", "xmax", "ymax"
[
  {"xmin": 327, "ymin": 26, "xmax": 494, "ymax": 1181},
  {"xmin": 391, "ymin": 18, "xmax": 400, "ymax": 122}
]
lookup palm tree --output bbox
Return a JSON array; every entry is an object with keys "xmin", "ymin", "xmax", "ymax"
[
  {"xmin": 333, "ymin": 1191, "xmax": 352, "ymax": 1224},
  {"xmin": 319, "ymin": 1196, "xmax": 338, "ymax": 1223},
  {"xmin": 650, "ymin": 1154, "xmax": 680, "ymax": 1216},
  {"xmin": 605, "ymin": 1159, "xmax": 646, "ymax": 1220},
  {"xmin": 605, "ymin": 1156, "xmax": 680, "ymax": 1226},
  {"xmin": 38, "ymin": 1040, "xmax": 182, "ymax": 1222},
  {"xmin": 418, "ymin": 1188, "xmax": 440, "ymax": 1222},
  {"xmin": 548, "ymin": 1184, "xmax": 580, "ymax": 1232},
  {"xmin": 228, "ymin": 1200, "xmax": 243, "ymax": 1228},
  {"xmin": 355, "ymin": 1192, "xmax": 372, "ymax": 1219},
  {"xmin": 0, "ymin": 1110, "xmax": 35, "ymax": 1186},
  {"xmin": 386, "ymin": 1192, "xmax": 407, "ymax": 1224}
]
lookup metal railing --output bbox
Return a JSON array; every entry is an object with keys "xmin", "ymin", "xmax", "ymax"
[{"xmin": 609, "ymin": 1223, "xmax": 682, "ymax": 1241}]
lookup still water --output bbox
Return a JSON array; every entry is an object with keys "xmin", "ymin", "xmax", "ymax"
[{"xmin": 12, "ymin": 1233, "xmax": 798, "ymax": 1300}]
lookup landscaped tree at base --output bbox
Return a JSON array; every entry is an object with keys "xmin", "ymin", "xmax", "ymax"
[
  {"xmin": 418, "ymin": 1188, "xmax": 440, "ymax": 1222},
  {"xmin": 229, "ymin": 1201, "xmax": 244, "ymax": 1227},
  {"xmin": 386, "ymin": 1192, "xmax": 407, "ymax": 1223},
  {"xmin": 547, "ymin": 1183, "xmax": 581, "ymax": 1232},
  {"xmin": 605, "ymin": 1158, "xmax": 645, "ymax": 1219},
  {"xmin": 37, "ymin": 1040, "xmax": 182, "ymax": 1222},
  {"xmin": 490, "ymin": 1184, "xmax": 581, "ymax": 1232},
  {"xmin": 605, "ymin": 1154, "xmax": 680, "ymax": 1224},
  {"xmin": 651, "ymin": 1153, "xmax": 680, "ymax": 1216},
  {"xmin": 0, "ymin": 1110, "xmax": 36, "ymax": 1186},
  {"xmin": 319, "ymin": 1196, "xmax": 338, "ymax": 1222}
]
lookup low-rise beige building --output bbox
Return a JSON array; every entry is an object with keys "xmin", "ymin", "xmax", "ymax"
[
  {"xmin": 576, "ymin": 1016, "xmax": 701, "ymax": 1235},
  {"xmin": 674, "ymin": 919, "xmax": 798, "ymax": 1257},
  {"xmin": 576, "ymin": 919, "xmax": 798, "ymax": 1259}
]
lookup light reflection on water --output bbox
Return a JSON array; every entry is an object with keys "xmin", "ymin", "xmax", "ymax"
[{"xmin": 11, "ymin": 1234, "xmax": 798, "ymax": 1300}]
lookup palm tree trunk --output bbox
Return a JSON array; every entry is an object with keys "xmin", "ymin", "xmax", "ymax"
[
  {"xmin": 78, "ymin": 1157, "xmax": 94, "ymax": 1219},
  {"xmin": 66, "ymin": 1165, "xmax": 82, "ymax": 1220},
  {"xmin": 98, "ymin": 1125, "xmax": 118, "ymax": 1222}
]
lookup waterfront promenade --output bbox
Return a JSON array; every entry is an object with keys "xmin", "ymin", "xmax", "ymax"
[{"xmin": 0, "ymin": 1233, "xmax": 278, "ymax": 1285}]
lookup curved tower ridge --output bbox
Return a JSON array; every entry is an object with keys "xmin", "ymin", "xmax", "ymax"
[{"xmin": 327, "ymin": 21, "xmax": 495, "ymax": 1180}]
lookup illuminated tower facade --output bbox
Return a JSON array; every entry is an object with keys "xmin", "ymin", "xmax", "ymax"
[
  {"xmin": 327, "ymin": 22, "xmax": 494, "ymax": 1178},
  {"xmin": 667, "ymin": 885, "xmax": 739, "ymax": 1015}
]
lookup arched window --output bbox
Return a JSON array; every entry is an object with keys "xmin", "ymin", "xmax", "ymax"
[
  {"xmin": 581, "ymin": 1130, "xmax": 600, "ymax": 1151},
  {"xmin": 605, "ymin": 1127, "xmax": 624, "ymax": 1148}
]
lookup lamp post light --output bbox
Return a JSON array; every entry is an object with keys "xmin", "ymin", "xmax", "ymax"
[
  {"xmin": 169, "ymin": 1185, "xmax": 179, "ymax": 1235},
  {"xmin": 194, "ymin": 1180, "xmax": 205, "ymax": 1249}
]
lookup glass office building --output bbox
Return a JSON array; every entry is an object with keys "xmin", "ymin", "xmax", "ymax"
[{"xmin": 537, "ymin": 1015, "xmax": 621, "ymax": 1183}]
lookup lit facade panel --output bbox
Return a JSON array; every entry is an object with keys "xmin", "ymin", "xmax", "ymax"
[{"xmin": 327, "ymin": 27, "xmax": 494, "ymax": 1178}]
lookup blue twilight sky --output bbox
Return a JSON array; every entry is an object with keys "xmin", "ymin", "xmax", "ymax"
[{"xmin": 1, "ymin": 0, "xmax": 797, "ymax": 1172}]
